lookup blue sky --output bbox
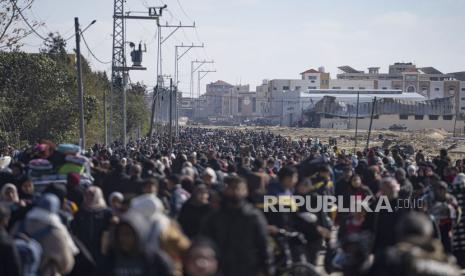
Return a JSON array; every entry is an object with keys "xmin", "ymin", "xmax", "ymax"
[{"xmin": 22, "ymin": 0, "xmax": 465, "ymax": 95}]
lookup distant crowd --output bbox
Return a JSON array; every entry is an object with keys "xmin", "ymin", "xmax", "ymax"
[{"xmin": 0, "ymin": 127, "xmax": 464, "ymax": 276}]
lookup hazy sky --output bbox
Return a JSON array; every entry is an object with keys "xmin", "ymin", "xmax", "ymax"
[{"xmin": 22, "ymin": 0, "xmax": 465, "ymax": 95}]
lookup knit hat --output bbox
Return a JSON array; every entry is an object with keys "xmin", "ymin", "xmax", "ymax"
[{"xmin": 67, "ymin": 172, "xmax": 81, "ymax": 187}]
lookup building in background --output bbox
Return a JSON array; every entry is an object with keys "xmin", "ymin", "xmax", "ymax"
[
  {"xmin": 314, "ymin": 96, "xmax": 463, "ymax": 133},
  {"xmin": 182, "ymin": 62, "xmax": 465, "ymax": 130}
]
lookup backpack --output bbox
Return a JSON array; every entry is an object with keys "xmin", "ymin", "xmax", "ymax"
[{"xmin": 14, "ymin": 222, "xmax": 53, "ymax": 276}]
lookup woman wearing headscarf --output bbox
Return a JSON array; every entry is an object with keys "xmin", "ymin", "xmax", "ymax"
[
  {"xmin": 13, "ymin": 193, "xmax": 78, "ymax": 276},
  {"xmin": 451, "ymin": 173, "xmax": 465, "ymax": 267},
  {"xmin": 71, "ymin": 186, "xmax": 113, "ymax": 267},
  {"xmin": 101, "ymin": 211, "xmax": 174, "ymax": 276},
  {"xmin": 129, "ymin": 194, "xmax": 190, "ymax": 276},
  {"xmin": 1, "ymin": 183, "xmax": 28, "ymax": 229},
  {"xmin": 17, "ymin": 176, "xmax": 38, "ymax": 204}
]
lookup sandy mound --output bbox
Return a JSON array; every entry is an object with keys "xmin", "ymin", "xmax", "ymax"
[{"xmin": 422, "ymin": 129, "xmax": 448, "ymax": 140}]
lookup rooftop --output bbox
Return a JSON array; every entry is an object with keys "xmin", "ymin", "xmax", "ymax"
[
  {"xmin": 419, "ymin": 67, "xmax": 443, "ymax": 75},
  {"xmin": 209, "ymin": 80, "xmax": 233, "ymax": 86},
  {"xmin": 300, "ymin": 68, "xmax": 320, "ymax": 74},
  {"xmin": 338, "ymin": 65, "xmax": 363, "ymax": 74}
]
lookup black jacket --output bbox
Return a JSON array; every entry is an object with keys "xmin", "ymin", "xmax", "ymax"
[
  {"xmin": 178, "ymin": 199, "xmax": 211, "ymax": 239},
  {"xmin": 202, "ymin": 200, "xmax": 272, "ymax": 276},
  {"xmin": 0, "ymin": 228, "xmax": 21, "ymax": 276}
]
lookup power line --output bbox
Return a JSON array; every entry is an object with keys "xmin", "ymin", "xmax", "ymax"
[
  {"xmin": 175, "ymin": 0, "xmax": 194, "ymax": 23},
  {"xmin": 80, "ymin": 32, "xmax": 111, "ymax": 64},
  {"xmin": 11, "ymin": 0, "xmax": 49, "ymax": 41}
]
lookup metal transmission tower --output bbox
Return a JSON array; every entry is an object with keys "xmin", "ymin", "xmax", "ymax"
[
  {"xmin": 109, "ymin": 0, "xmax": 125, "ymax": 145},
  {"xmin": 110, "ymin": 1, "xmax": 163, "ymax": 145}
]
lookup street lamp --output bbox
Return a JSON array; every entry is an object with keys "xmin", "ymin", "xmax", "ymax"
[{"xmin": 74, "ymin": 18, "xmax": 97, "ymax": 150}]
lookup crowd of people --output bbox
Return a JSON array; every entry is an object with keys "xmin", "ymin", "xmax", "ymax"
[{"xmin": 0, "ymin": 127, "xmax": 464, "ymax": 276}]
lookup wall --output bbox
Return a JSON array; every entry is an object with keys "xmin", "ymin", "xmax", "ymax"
[
  {"xmin": 329, "ymin": 79, "xmax": 375, "ymax": 90},
  {"xmin": 269, "ymin": 79, "xmax": 314, "ymax": 92},
  {"xmin": 377, "ymin": 80, "xmax": 392, "ymax": 90},
  {"xmin": 460, "ymin": 81, "xmax": 465, "ymax": 113},
  {"xmin": 429, "ymin": 81, "xmax": 444, "ymax": 99},
  {"xmin": 320, "ymin": 114, "xmax": 463, "ymax": 132},
  {"xmin": 301, "ymin": 72, "xmax": 321, "ymax": 89}
]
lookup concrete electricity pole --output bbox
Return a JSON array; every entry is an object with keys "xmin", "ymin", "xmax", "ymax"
[
  {"xmin": 149, "ymin": 21, "xmax": 196, "ymax": 139},
  {"xmin": 190, "ymin": 60, "xmax": 214, "ymax": 98},
  {"xmin": 174, "ymin": 43, "xmax": 204, "ymax": 136},
  {"xmin": 74, "ymin": 17, "xmax": 85, "ymax": 150},
  {"xmin": 198, "ymin": 70, "xmax": 216, "ymax": 97}
]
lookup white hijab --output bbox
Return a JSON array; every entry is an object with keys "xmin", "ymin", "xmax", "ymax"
[
  {"xmin": 129, "ymin": 194, "xmax": 170, "ymax": 253},
  {"xmin": 26, "ymin": 207, "xmax": 79, "ymax": 255}
]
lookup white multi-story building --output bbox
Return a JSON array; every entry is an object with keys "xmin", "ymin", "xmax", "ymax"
[
  {"xmin": 185, "ymin": 63, "xmax": 465, "ymax": 125},
  {"xmin": 329, "ymin": 79, "xmax": 375, "ymax": 90}
]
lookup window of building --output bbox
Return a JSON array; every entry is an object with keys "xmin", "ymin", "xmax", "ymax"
[
  {"xmin": 295, "ymin": 86, "xmax": 301, "ymax": 90},
  {"xmin": 382, "ymin": 87, "xmax": 387, "ymax": 90},
  {"xmin": 406, "ymin": 86, "xmax": 416, "ymax": 93},
  {"xmin": 324, "ymin": 114, "xmax": 333, "ymax": 118},
  {"xmin": 332, "ymin": 86, "xmax": 341, "ymax": 89},
  {"xmin": 434, "ymin": 88, "xmax": 440, "ymax": 91},
  {"xmin": 399, "ymin": 114, "xmax": 408, "ymax": 120},
  {"xmin": 359, "ymin": 87, "xmax": 366, "ymax": 90},
  {"xmin": 462, "ymin": 88, "xmax": 465, "ymax": 91},
  {"xmin": 308, "ymin": 86, "xmax": 317, "ymax": 89},
  {"xmin": 443, "ymin": 115, "xmax": 453, "ymax": 120},
  {"xmin": 310, "ymin": 80, "xmax": 315, "ymax": 83},
  {"xmin": 308, "ymin": 76, "xmax": 317, "ymax": 80},
  {"xmin": 462, "ymin": 107, "xmax": 465, "ymax": 110},
  {"xmin": 252, "ymin": 98, "xmax": 256, "ymax": 112},
  {"xmin": 414, "ymin": 115, "xmax": 424, "ymax": 120},
  {"xmin": 461, "ymin": 97, "xmax": 465, "ymax": 101},
  {"xmin": 405, "ymin": 75, "xmax": 417, "ymax": 81},
  {"xmin": 238, "ymin": 98, "xmax": 243, "ymax": 113},
  {"xmin": 348, "ymin": 87, "xmax": 354, "ymax": 90},
  {"xmin": 273, "ymin": 87, "xmax": 277, "ymax": 90},
  {"xmin": 283, "ymin": 86, "xmax": 290, "ymax": 90},
  {"xmin": 429, "ymin": 115, "xmax": 439, "ymax": 120}
]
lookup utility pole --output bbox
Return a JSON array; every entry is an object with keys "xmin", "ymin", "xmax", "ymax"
[
  {"xmin": 174, "ymin": 43, "xmax": 204, "ymax": 136},
  {"xmin": 190, "ymin": 60, "xmax": 214, "ymax": 98},
  {"xmin": 366, "ymin": 97, "xmax": 377, "ymax": 150},
  {"xmin": 354, "ymin": 92, "xmax": 360, "ymax": 153},
  {"xmin": 149, "ymin": 20, "xmax": 196, "ymax": 138},
  {"xmin": 74, "ymin": 17, "xmax": 85, "ymax": 150},
  {"xmin": 175, "ymin": 44, "xmax": 204, "ymax": 85},
  {"xmin": 169, "ymin": 78, "xmax": 173, "ymax": 149},
  {"xmin": 198, "ymin": 70, "xmax": 216, "ymax": 97},
  {"xmin": 103, "ymin": 87, "xmax": 108, "ymax": 145}
]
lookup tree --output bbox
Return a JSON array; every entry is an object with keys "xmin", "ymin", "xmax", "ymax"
[
  {"xmin": 0, "ymin": 32, "xmax": 150, "ymax": 146},
  {"xmin": 126, "ymin": 82, "xmax": 150, "ymax": 138},
  {"xmin": 40, "ymin": 32, "xmax": 68, "ymax": 61},
  {"xmin": 0, "ymin": 52, "xmax": 77, "ymax": 143},
  {"xmin": 0, "ymin": 0, "xmax": 41, "ymax": 51}
]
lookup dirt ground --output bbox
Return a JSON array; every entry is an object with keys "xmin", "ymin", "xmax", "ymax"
[{"xmin": 195, "ymin": 125, "xmax": 465, "ymax": 160}]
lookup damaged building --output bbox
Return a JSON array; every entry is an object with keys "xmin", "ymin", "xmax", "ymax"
[{"xmin": 310, "ymin": 96, "xmax": 464, "ymax": 133}]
